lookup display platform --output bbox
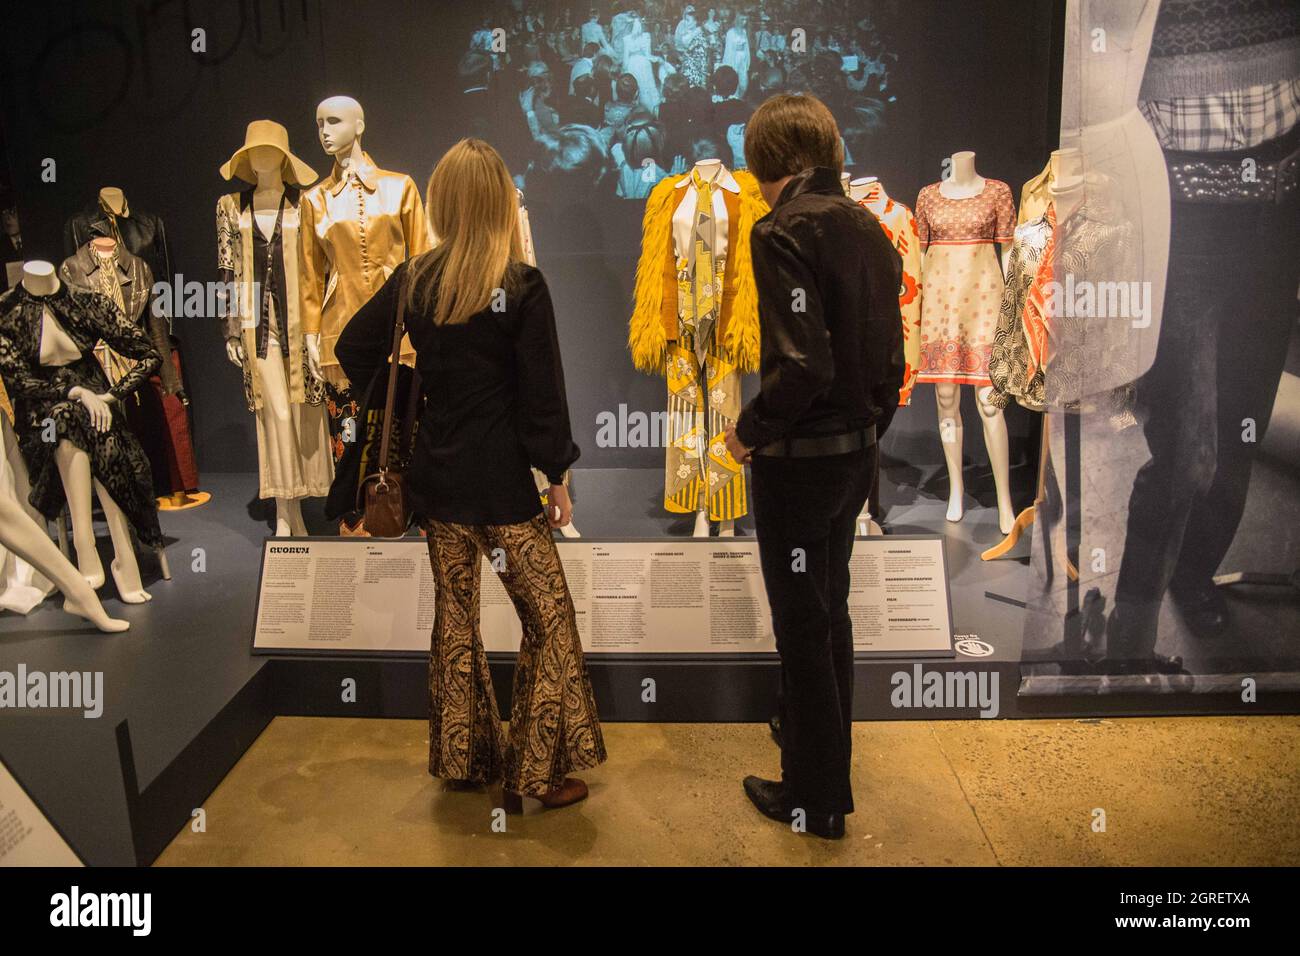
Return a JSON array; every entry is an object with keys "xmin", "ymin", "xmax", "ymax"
[{"xmin": 2, "ymin": 466, "xmax": 1291, "ymax": 865}]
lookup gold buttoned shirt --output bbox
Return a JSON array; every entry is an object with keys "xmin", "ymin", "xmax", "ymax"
[{"xmin": 298, "ymin": 151, "xmax": 431, "ymax": 387}]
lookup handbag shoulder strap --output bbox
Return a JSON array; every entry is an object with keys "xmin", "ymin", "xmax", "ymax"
[{"xmin": 376, "ymin": 270, "xmax": 408, "ymax": 473}]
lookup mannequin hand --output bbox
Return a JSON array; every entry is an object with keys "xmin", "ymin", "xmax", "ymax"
[
  {"xmin": 69, "ymin": 386, "xmax": 113, "ymax": 433},
  {"xmin": 305, "ymin": 334, "xmax": 323, "ymax": 381},
  {"xmin": 546, "ymin": 484, "xmax": 572, "ymax": 528},
  {"xmin": 225, "ymin": 337, "xmax": 246, "ymax": 367},
  {"xmin": 724, "ymin": 426, "xmax": 752, "ymax": 464}
]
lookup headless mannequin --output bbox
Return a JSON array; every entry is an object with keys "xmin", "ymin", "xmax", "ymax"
[
  {"xmin": 848, "ymin": 175, "xmax": 875, "ymax": 203},
  {"xmin": 224, "ymin": 144, "xmax": 311, "ymax": 536},
  {"xmin": 687, "ymin": 158, "xmax": 734, "ymax": 538},
  {"xmin": 934, "ymin": 151, "xmax": 1014, "ymax": 534},
  {"xmin": 99, "ymin": 186, "xmax": 126, "ymax": 217},
  {"xmin": 25, "ymin": 261, "xmax": 151, "ymax": 603},
  {"xmin": 848, "ymin": 175, "xmax": 884, "ymax": 534}
]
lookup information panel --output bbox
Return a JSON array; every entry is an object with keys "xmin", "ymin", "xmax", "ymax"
[
  {"xmin": 252, "ymin": 536, "xmax": 954, "ymax": 658},
  {"xmin": 0, "ymin": 758, "xmax": 82, "ymax": 867}
]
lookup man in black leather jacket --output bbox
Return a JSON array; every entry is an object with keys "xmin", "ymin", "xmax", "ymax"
[{"xmin": 725, "ymin": 93, "xmax": 903, "ymax": 840}]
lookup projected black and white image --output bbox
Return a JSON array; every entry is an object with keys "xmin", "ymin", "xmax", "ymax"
[{"xmin": 455, "ymin": 0, "xmax": 899, "ymax": 198}]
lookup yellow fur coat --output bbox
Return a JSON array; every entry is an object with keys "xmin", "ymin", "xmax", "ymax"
[{"xmin": 629, "ymin": 169, "xmax": 767, "ymax": 375}]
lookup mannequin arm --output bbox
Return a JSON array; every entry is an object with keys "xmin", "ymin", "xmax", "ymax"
[
  {"xmin": 225, "ymin": 336, "xmax": 245, "ymax": 367},
  {"xmin": 68, "ymin": 385, "xmax": 113, "ymax": 432},
  {"xmin": 304, "ymin": 334, "xmax": 322, "ymax": 380}
]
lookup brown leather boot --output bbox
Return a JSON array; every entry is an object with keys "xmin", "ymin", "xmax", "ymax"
[{"xmin": 502, "ymin": 778, "xmax": 589, "ymax": 815}]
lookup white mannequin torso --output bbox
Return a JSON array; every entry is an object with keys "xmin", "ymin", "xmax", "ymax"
[
  {"xmin": 939, "ymin": 151, "xmax": 986, "ymax": 200},
  {"xmin": 23, "ymin": 263, "xmax": 79, "ymax": 367},
  {"xmin": 672, "ymin": 159, "xmax": 732, "ymax": 264},
  {"xmin": 848, "ymin": 175, "xmax": 877, "ymax": 203}
]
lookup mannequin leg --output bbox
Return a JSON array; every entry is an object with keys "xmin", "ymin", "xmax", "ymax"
[
  {"xmin": 287, "ymin": 498, "xmax": 308, "ymax": 537},
  {"xmin": 0, "ymin": 497, "xmax": 129, "ymax": 632},
  {"xmin": 94, "ymin": 479, "xmax": 152, "ymax": 604},
  {"xmin": 273, "ymin": 497, "xmax": 295, "ymax": 537},
  {"xmin": 559, "ymin": 521, "xmax": 581, "ymax": 538},
  {"xmin": 718, "ymin": 518, "xmax": 735, "ymax": 537},
  {"xmin": 693, "ymin": 509, "xmax": 710, "ymax": 537},
  {"xmin": 935, "ymin": 384, "xmax": 964, "ymax": 522},
  {"xmin": 976, "ymin": 387, "xmax": 1016, "ymax": 535},
  {"xmin": 53, "ymin": 441, "xmax": 105, "ymax": 588}
]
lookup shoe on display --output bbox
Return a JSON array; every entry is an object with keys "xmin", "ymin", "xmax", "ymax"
[{"xmin": 742, "ymin": 775, "xmax": 845, "ymax": 840}]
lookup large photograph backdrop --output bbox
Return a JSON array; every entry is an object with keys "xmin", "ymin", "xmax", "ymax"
[{"xmin": 0, "ymin": 0, "xmax": 1061, "ymax": 488}]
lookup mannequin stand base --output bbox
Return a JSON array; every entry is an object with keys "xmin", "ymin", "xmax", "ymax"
[
  {"xmin": 158, "ymin": 491, "xmax": 211, "ymax": 511},
  {"xmin": 981, "ymin": 505, "xmax": 1036, "ymax": 561}
]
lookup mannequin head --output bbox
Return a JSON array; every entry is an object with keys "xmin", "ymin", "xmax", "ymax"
[
  {"xmin": 248, "ymin": 144, "xmax": 284, "ymax": 179},
  {"xmin": 315, "ymin": 96, "xmax": 365, "ymax": 158}
]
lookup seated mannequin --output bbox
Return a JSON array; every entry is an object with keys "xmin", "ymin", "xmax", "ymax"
[{"xmin": 2, "ymin": 261, "xmax": 162, "ymax": 603}]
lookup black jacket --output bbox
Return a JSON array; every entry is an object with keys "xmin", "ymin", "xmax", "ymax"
[
  {"xmin": 335, "ymin": 259, "xmax": 580, "ymax": 526},
  {"xmin": 735, "ymin": 166, "xmax": 904, "ymax": 451},
  {"xmin": 64, "ymin": 200, "xmax": 172, "ymax": 288}
]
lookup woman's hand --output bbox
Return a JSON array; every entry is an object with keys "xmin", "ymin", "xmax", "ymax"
[
  {"xmin": 547, "ymin": 483, "xmax": 572, "ymax": 529},
  {"xmin": 69, "ymin": 386, "xmax": 114, "ymax": 433}
]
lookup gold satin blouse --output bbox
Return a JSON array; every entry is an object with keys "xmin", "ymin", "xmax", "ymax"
[
  {"xmin": 298, "ymin": 151, "xmax": 431, "ymax": 386},
  {"xmin": 1019, "ymin": 159, "xmax": 1053, "ymax": 226}
]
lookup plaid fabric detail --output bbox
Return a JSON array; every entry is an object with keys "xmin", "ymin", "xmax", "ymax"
[{"xmin": 1141, "ymin": 77, "xmax": 1300, "ymax": 152}]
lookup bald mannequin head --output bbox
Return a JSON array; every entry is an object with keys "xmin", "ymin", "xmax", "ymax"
[{"xmin": 316, "ymin": 95, "xmax": 365, "ymax": 158}]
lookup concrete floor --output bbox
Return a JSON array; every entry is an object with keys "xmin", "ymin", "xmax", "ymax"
[{"xmin": 156, "ymin": 716, "xmax": 1300, "ymax": 866}]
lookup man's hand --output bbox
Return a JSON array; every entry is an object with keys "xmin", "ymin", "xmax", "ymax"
[
  {"xmin": 724, "ymin": 426, "xmax": 752, "ymax": 464},
  {"xmin": 547, "ymin": 483, "xmax": 572, "ymax": 528}
]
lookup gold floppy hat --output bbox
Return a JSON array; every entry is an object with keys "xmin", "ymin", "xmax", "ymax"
[{"xmin": 220, "ymin": 119, "xmax": 317, "ymax": 186}]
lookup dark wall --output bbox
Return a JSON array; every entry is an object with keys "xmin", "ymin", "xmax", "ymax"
[{"xmin": 0, "ymin": 0, "xmax": 1062, "ymax": 484}]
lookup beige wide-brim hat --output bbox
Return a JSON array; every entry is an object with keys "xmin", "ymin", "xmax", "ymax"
[{"xmin": 220, "ymin": 119, "xmax": 317, "ymax": 187}]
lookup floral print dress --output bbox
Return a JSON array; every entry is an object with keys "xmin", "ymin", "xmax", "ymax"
[{"xmin": 915, "ymin": 179, "xmax": 1016, "ymax": 387}]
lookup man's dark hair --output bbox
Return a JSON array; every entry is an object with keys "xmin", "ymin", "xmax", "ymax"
[
  {"xmin": 711, "ymin": 65, "xmax": 739, "ymax": 99},
  {"xmin": 743, "ymin": 93, "xmax": 844, "ymax": 182}
]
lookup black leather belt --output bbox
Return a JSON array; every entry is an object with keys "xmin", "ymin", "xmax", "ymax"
[{"xmin": 754, "ymin": 426, "xmax": 876, "ymax": 458}]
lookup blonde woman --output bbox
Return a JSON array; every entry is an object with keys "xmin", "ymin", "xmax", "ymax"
[{"xmin": 335, "ymin": 139, "xmax": 605, "ymax": 813}]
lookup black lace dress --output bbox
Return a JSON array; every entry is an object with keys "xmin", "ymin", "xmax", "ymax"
[{"xmin": 0, "ymin": 283, "xmax": 164, "ymax": 547}]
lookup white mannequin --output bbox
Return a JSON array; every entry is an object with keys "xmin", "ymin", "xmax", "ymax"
[
  {"xmin": 934, "ymin": 151, "xmax": 1015, "ymax": 534},
  {"xmin": 224, "ymin": 143, "xmax": 313, "ymax": 536},
  {"xmin": 24, "ymin": 261, "xmax": 152, "ymax": 602},
  {"xmin": 848, "ymin": 175, "xmax": 876, "ymax": 203},
  {"xmin": 0, "ymin": 494, "xmax": 129, "ymax": 632},
  {"xmin": 297, "ymin": 95, "xmax": 370, "ymax": 378},
  {"xmin": 687, "ymin": 158, "xmax": 735, "ymax": 538}
]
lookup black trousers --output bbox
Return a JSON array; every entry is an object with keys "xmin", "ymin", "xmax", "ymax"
[
  {"xmin": 1113, "ymin": 189, "xmax": 1300, "ymax": 652},
  {"xmin": 751, "ymin": 445, "xmax": 874, "ymax": 815}
]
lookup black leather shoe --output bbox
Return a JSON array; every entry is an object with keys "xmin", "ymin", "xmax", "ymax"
[
  {"xmin": 1170, "ymin": 583, "xmax": 1231, "ymax": 639},
  {"xmin": 742, "ymin": 775, "xmax": 845, "ymax": 840},
  {"xmin": 768, "ymin": 714, "xmax": 782, "ymax": 749}
]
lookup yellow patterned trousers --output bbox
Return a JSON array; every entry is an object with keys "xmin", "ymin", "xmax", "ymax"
[{"xmin": 663, "ymin": 329, "xmax": 748, "ymax": 519}]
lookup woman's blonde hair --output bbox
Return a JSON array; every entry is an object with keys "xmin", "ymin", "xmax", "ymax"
[{"xmin": 408, "ymin": 138, "xmax": 524, "ymax": 325}]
